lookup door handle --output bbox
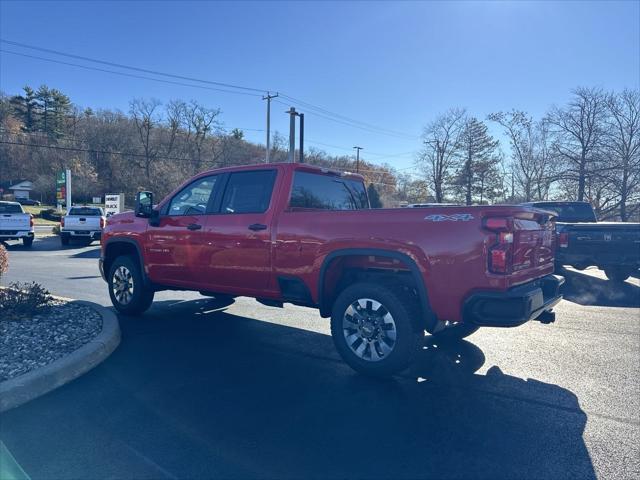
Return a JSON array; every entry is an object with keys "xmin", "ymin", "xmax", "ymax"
[
  {"xmin": 248, "ymin": 223, "xmax": 267, "ymax": 231},
  {"xmin": 187, "ymin": 223, "xmax": 202, "ymax": 231}
]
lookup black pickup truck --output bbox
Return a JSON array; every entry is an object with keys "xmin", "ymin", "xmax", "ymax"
[{"xmin": 524, "ymin": 201, "xmax": 640, "ymax": 283}]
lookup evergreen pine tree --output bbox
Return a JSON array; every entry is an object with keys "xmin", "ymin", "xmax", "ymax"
[{"xmin": 454, "ymin": 117, "xmax": 500, "ymax": 205}]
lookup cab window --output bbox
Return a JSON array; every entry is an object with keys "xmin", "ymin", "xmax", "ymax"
[
  {"xmin": 220, "ymin": 170, "xmax": 277, "ymax": 214},
  {"xmin": 168, "ymin": 176, "xmax": 218, "ymax": 216}
]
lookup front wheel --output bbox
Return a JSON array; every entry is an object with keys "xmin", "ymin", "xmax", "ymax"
[
  {"xmin": 108, "ymin": 255, "xmax": 154, "ymax": 315},
  {"xmin": 604, "ymin": 267, "xmax": 631, "ymax": 283},
  {"xmin": 330, "ymin": 283, "xmax": 421, "ymax": 377}
]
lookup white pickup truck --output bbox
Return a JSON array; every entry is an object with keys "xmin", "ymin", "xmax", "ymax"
[
  {"xmin": 60, "ymin": 206, "xmax": 105, "ymax": 245},
  {"xmin": 0, "ymin": 201, "xmax": 34, "ymax": 247}
]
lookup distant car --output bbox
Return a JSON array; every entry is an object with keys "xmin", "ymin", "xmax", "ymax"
[
  {"xmin": 16, "ymin": 198, "xmax": 41, "ymax": 206},
  {"xmin": 60, "ymin": 206, "xmax": 106, "ymax": 246},
  {"xmin": 0, "ymin": 201, "xmax": 34, "ymax": 247}
]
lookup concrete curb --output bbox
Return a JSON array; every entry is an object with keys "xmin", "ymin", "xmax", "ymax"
[{"xmin": 0, "ymin": 301, "xmax": 120, "ymax": 413}]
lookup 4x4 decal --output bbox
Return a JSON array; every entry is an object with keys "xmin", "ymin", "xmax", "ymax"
[{"xmin": 424, "ymin": 213, "xmax": 474, "ymax": 222}]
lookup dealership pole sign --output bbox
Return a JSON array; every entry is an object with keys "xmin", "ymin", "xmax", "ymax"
[
  {"xmin": 105, "ymin": 194, "xmax": 125, "ymax": 217},
  {"xmin": 56, "ymin": 171, "xmax": 67, "ymax": 209}
]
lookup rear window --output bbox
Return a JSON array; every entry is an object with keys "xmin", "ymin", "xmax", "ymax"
[
  {"xmin": 0, "ymin": 203, "xmax": 23, "ymax": 214},
  {"xmin": 289, "ymin": 171, "xmax": 369, "ymax": 210},
  {"xmin": 69, "ymin": 207, "xmax": 103, "ymax": 216},
  {"xmin": 533, "ymin": 203, "xmax": 597, "ymax": 222}
]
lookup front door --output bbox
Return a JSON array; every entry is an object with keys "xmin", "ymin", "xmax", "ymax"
[
  {"xmin": 145, "ymin": 175, "xmax": 219, "ymax": 287},
  {"xmin": 197, "ymin": 169, "xmax": 278, "ymax": 294}
]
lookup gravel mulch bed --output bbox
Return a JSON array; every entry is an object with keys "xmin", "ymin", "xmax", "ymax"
[{"xmin": 0, "ymin": 300, "xmax": 102, "ymax": 382}]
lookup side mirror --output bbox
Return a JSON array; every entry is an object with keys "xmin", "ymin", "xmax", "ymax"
[{"xmin": 135, "ymin": 191, "xmax": 154, "ymax": 218}]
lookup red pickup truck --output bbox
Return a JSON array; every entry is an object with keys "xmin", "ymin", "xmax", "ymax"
[{"xmin": 100, "ymin": 163, "xmax": 563, "ymax": 376}]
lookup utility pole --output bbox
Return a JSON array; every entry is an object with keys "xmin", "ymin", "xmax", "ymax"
[
  {"xmin": 286, "ymin": 107, "xmax": 297, "ymax": 163},
  {"xmin": 299, "ymin": 113, "xmax": 304, "ymax": 163},
  {"xmin": 353, "ymin": 146, "xmax": 363, "ymax": 173},
  {"xmin": 262, "ymin": 92, "xmax": 278, "ymax": 163}
]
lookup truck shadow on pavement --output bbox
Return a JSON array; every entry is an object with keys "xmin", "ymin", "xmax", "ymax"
[
  {"xmin": 1, "ymin": 298, "xmax": 595, "ymax": 480},
  {"xmin": 560, "ymin": 268, "xmax": 640, "ymax": 308}
]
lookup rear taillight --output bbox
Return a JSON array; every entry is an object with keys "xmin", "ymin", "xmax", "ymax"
[
  {"xmin": 60, "ymin": 217, "xmax": 65, "ymax": 228},
  {"xmin": 29, "ymin": 214, "xmax": 34, "ymax": 227},
  {"xmin": 484, "ymin": 216, "xmax": 513, "ymax": 274},
  {"xmin": 100, "ymin": 217, "xmax": 105, "ymax": 229},
  {"xmin": 558, "ymin": 232, "xmax": 569, "ymax": 248}
]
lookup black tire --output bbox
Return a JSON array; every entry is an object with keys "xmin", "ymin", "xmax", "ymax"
[
  {"xmin": 108, "ymin": 255, "xmax": 154, "ymax": 315},
  {"xmin": 430, "ymin": 323, "xmax": 479, "ymax": 342},
  {"xmin": 60, "ymin": 235, "xmax": 70, "ymax": 246},
  {"xmin": 22, "ymin": 236, "xmax": 33, "ymax": 248},
  {"xmin": 330, "ymin": 282, "xmax": 421, "ymax": 377},
  {"xmin": 604, "ymin": 267, "xmax": 631, "ymax": 283}
]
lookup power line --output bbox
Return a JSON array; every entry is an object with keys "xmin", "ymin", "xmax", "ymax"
[
  {"xmin": 0, "ymin": 39, "xmax": 267, "ymax": 93},
  {"xmin": 0, "ymin": 38, "xmax": 422, "ymax": 141},
  {"xmin": 0, "ymin": 50, "xmax": 262, "ymax": 98},
  {"xmin": 0, "ymin": 139, "xmax": 196, "ymax": 162},
  {"xmin": 272, "ymin": 98, "xmax": 416, "ymax": 140},
  {"xmin": 0, "ymin": 138, "xmax": 421, "ymax": 181},
  {"xmin": 279, "ymin": 93, "xmax": 420, "ymax": 140}
]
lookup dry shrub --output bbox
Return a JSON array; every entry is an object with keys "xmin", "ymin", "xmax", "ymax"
[
  {"xmin": 0, "ymin": 244, "xmax": 8, "ymax": 279},
  {"xmin": 0, "ymin": 282, "xmax": 52, "ymax": 321}
]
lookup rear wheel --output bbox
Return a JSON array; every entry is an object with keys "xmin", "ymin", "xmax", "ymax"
[
  {"xmin": 604, "ymin": 267, "xmax": 631, "ymax": 283},
  {"xmin": 22, "ymin": 236, "xmax": 33, "ymax": 248},
  {"xmin": 60, "ymin": 235, "xmax": 70, "ymax": 246},
  {"xmin": 430, "ymin": 323, "xmax": 479, "ymax": 342},
  {"xmin": 330, "ymin": 283, "xmax": 421, "ymax": 377},
  {"xmin": 108, "ymin": 255, "xmax": 154, "ymax": 315}
]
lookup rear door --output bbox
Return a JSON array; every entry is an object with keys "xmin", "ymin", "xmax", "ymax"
[
  {"xmin": 197, "ymin": 169, "xmax": 278, "ymax": 293},
  {"xmin": 145, "ymin": 175, "xmax": 221, "ymax": 287}
]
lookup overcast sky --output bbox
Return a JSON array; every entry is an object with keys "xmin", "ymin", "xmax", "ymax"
[{"xmin": 1, "ymin": 1, "xmax": 638, "ymax": 171}]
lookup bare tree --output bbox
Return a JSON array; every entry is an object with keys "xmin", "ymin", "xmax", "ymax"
[
  {"xmin": 546, "ymin": 87, "xmax": 607, "ymax": 201},
  {"xmin": 488, "ymin": 110, "xmax": 537, "ymax": 201},
  {"xmin": 417, "ymin": 108, "xmax": 466, "ymax": 202},
  {"xmin": 532, "ymin": 118, "xmax": 556, "ymax": 200},
  {"xmin": 183, "ymin": 100, "xmax": 221, "ymax": 173},
  {"xmin": 130, "ymin": 98, "xmax": 161, "ymax": 182},
  {"xmin": 604, "ymin": 89, "xmax": 640, "ymax": 221},
  {"xmin": 164, "ymin": 99, "xmax": 187, "ymax": 157}
]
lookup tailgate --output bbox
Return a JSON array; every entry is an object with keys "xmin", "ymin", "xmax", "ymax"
[
  {"xmin": 0, "ymin": 213, "xmax": 31, "ymax": 231},
  {"xmin": 508, "ymin": 211, "xmax": 556, "ymax": 287},
  {"xmin": 64, "ymin": 216, "xmax": 101, "ymax": 230}
]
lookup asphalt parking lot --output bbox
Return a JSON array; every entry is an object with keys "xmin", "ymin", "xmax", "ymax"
[{"xmin": 1, "ymin": 236, "xmax": 639, "ymax": 479}]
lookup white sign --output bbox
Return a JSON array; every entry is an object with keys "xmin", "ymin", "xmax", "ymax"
[
  {"xmin": 105, "ymin": 193, "xmax": 124, "ymax": 217},
  {"xmin": 92, "ymin": 196, "xmax": 102, "ymax": 204}
]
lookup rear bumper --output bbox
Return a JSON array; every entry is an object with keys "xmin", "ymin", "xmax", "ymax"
[
  {"xmin": 0, "ymin": 230, "xmax": 34, "ymax": 240},
  {"xmin": 464, "ymin": 274, "xmax": 564, "ymax": 327},
  {"xmin": 61, "ymin": 230, "xmax": 102, "ymax": 240}
]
